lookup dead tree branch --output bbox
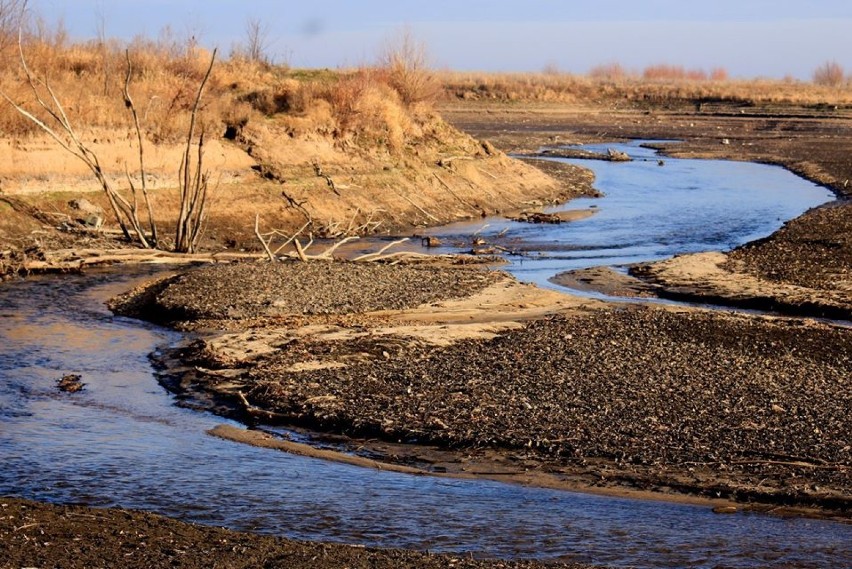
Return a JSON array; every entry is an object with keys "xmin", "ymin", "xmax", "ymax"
[
  {"xmin": 351, "ymin": 238, "xmax": 410, "ymax": 261},
  {"xmin": 254, "ymin": 214, "xmax": 276, "ymax": 262},
  {"xmin": 123, "ymin": 49, "xmax": 158, "ymax": 246},
  {"xmin": 312, "ymin": 160, "xmax": 340, "ymax": 196},
  {"xmin": 0, "ymin": 11, "xmax": 151, "ymax": 246},
  {"xmin": 175, "ymin": 48, "xmax": 217, "ymax": 253}
]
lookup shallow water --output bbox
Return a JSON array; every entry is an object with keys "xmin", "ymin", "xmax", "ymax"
[
  {"xmin": 1, "ymin": 270, "xmax": 850, "ymax": 568},
  {"xmin": 425, "ymin": 140, "xmax": 835, "ymax": 289},
  {"xmin": 1, "ymin": 145, "xmax": 850, "ymax": 568}
]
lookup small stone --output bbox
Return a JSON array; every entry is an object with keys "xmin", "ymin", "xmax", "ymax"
[{"xmin": 57, "ymin": 374, "xmax": 85, "ymax": 393}]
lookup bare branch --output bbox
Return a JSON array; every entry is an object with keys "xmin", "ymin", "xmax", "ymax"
[
  {"xmin": 293, "ymin": 238, "xmax": 309, "ymax": 262},
  {"xmin": 124, "ymin": 49, "xmax": 158, "ymax": 246},
  {"xmin": 254, "ymin": 214, "xmax": 276, "ymax": 262},
  {"xmin": 352, "ymin": 238, "xmax": 410, "ymax": 261},
  {"xmin": 271, "ymin": 220, "xmax": 312, "ymax": 255},
  {"xmin": 175, "ymin": 47, "xmax": 217, "ymax": 253},
  {"xmin": 314, "ymin": 235, "xmax": 359, "ymax": 259}
]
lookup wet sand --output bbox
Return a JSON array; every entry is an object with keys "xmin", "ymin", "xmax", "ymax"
[
  {"xmin": 442, "ymin": 102, "xmax": 852, "ymax": 318},
  {"xmin": 103, "ymin": 103, "xmax": 852, "ymax": 519}
]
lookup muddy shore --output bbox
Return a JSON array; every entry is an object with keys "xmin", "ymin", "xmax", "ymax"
[
  {"xmin": 442, "ymin": 102, "xmax": 852, "ymax": 317},
  {"xmin": 111, "ymin": 260, "xmax": 850, "ymax": 517},
  {"xmin": 0, "ymin": 497, "xmax": 591, "ymax": 569},
  {"xmin": 103, "ymin": 103, "xmax": 852, "ymax": 519}
]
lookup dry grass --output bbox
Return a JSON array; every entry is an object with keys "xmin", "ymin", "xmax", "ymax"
[
  {"xmin": 440, "ymin": 70, "xmax": 852, "ymax": 107},
  {"xmin": 4, "ymin": 29, "xmax": 850, "ymax": 151},
  {"xmin": 0, "ymin": 31, "xmax": 443, "ymax": 159}
]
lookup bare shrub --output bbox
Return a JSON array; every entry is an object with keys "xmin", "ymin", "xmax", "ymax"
[
  {"xmin": 642, "ymin": 64, "xmax": 711, "ymax": 82},
  {"xmin": 541, "ymin": 62, "xmax": 561, "ymax": 76},
  {"xmin": 231, "ymin": 17, "xmax": 272, "ymax": 66},
  {"xmin": 0, "ymin": 0, "xmax": 25, "ymax": 55},
  {"xmin": 710, "ymin": 67, "xmax": 729, "ymax": 82},
  {"xmin": 813, "ymin": 61, "xmax": 844, "ymax": 87},
  {"xmin": 589, "ymin": 62, "xmax": 627, "ymax": 81},
  {"xmin": 328, "ymin": 68, "xmax": 374, "ymax": 130},
  {"xmin": 378, "ymin": 27, "xmax": 439, "ymax": 107}
]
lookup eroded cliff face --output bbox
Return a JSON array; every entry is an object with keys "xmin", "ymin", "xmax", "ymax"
[{"xmin": 0, "ymin": 110, "xmax": 589, "ymax": 254}]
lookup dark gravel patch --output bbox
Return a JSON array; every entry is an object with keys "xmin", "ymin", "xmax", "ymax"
[
  {"xmin": 113, "ymin": 261, "xmax": 504, "ymax": 323},
  {"xmin": 727, "ymin": 201, "xmax": 852, "ymax": 292},
  {"xmin": 0, "ymin": 497, "xmax": 591, "ymax": 569},
  {"xmin": 241, "ymin": 306, "xmax": 851, "ymax": 509}
]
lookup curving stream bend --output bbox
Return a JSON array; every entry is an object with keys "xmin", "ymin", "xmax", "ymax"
[{"xmin": 1, "ymin": 143, "xmax": 850, "ymax": 568}]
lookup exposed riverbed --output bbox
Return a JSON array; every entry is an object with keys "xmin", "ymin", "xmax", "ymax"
[
  {"xmin": 1, "ymin": 143, "xmax": 849, "ymax": 568},
  {"xmin": 0, "ymin": 269, "xmax": 850, "ymax": 568}
]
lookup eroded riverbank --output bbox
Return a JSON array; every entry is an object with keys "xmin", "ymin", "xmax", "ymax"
[{"xmin": 3, "ymin": 103, "xmax": 851, "ymax": 567}]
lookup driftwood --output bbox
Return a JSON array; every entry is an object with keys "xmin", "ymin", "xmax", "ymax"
[
  {"xmin": 351, "ymin": 238, "xmax": 409, "ymax": 261},
  {"xmin": 536, "ymin": 147, "xmax": 632, "ymax": 162},
  {"xmin": 17, "ymin": 247, "xmax": 263, "ymax": 274},
  {"xmin": 391, "ymin": 187, "xmax": 440, "ymax": 223},
  {"xmin": 320, "ymin": 209, "xmax": 384, "ymax": 239},
  {"xmin": 252, "ymin": 217, "xmax": 474, "ymax": 265},
  {"xmin": 433, "ymin": 173, "xmax": 481, "ymax": 213}
]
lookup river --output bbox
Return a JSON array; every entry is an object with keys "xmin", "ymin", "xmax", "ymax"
[{"xmin": 1, "ymin": 143, "xmax": 849, "ymax": 568}]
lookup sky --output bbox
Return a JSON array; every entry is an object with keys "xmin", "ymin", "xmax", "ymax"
[{"xmin": 26, "ymin": 0, "xmax": 852, "ymax": 79}]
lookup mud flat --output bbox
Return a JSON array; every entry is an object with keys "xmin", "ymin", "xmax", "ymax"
[
  {"xmin": 0, "ymin": 497, "xmax": 588, "ymax": 569},
  {"xmin": 112, "ymin": 260, "xmax": 851, "ymax": 517}
]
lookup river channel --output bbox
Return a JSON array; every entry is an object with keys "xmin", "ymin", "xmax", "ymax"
[
  {"xmin": 1, "ymin": 143, "xmax": 849, "ymax": 568},
  {"xmin": 426, "ymin": 140, "xmax": 837, "ymax": 292}
]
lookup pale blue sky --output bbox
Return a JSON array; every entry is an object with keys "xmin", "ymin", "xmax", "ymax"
[{"xmin": 28, "ymin": 1, "xmax": 852, "ymax": 79}]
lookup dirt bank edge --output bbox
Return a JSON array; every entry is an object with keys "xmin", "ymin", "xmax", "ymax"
[{"xmin": 0, "ymin": 497, "xmax": 594, "ymax": 569}]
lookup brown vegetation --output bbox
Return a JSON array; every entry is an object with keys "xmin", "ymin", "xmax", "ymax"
[
  {"xmin": 0, "ymin": 21, "xmax": 581, "ymax": 261},
  {"xmin": 441, "ymin": 68, "xmax": 852, "ymax": 106},
  {"xmin": 813, "ymin": 60, "xmax": 846, "ymax": 87}
]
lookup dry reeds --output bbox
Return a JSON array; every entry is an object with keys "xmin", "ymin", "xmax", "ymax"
[{"xmin": 440, "ymin": 66, "xmax": 852, "ymax": 107}]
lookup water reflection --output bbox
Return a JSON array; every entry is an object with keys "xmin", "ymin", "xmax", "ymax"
[
  {"xmin": 1, "ymin": 271, "xmax": 849, "ymax": 568},
  {"xmin": 425, "ymin": 140, "xmax": 834, "ymax": 289}
]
